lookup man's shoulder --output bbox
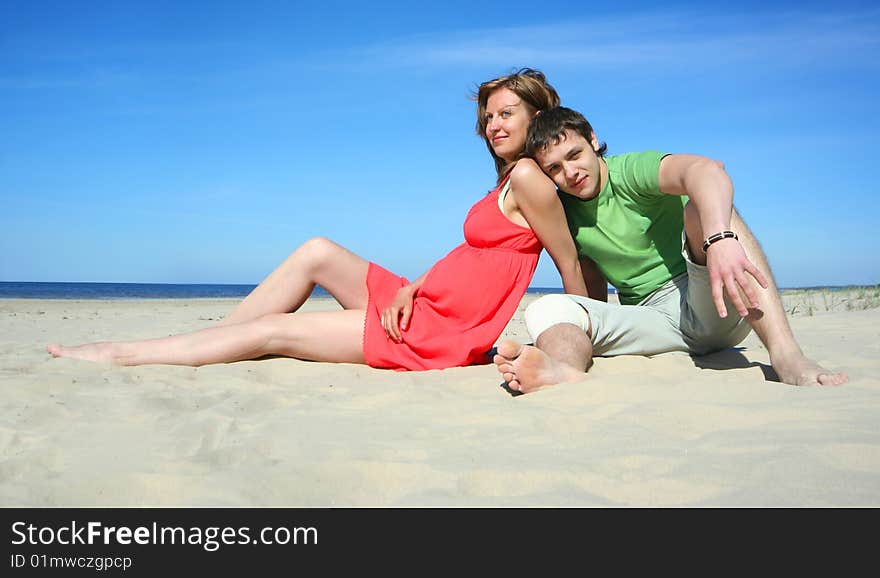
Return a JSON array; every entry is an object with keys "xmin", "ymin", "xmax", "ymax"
[
  {"xmin": 606, "ymin": 150, "xmax": 668, "ymax": 171},
  {"xmin": 606, "ymin": 150, "xmax": 668, "ymax": 197}
]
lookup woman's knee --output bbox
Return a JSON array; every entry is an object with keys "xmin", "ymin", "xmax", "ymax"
[
  {"xmin": 290, "ymin": 236, "xmax": 342, "ymax": 268},
  {"xmin": 297, "ymin": 236, "xmax": 335, "ymax": 256},
  {"xmin": 253, "ymin": 313, "xmax": 295, "ymax": 344}
]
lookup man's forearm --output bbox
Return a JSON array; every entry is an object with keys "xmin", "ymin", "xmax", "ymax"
[{"xmin": 684, "ymin": 160, "xmax": 734, "ymax": 236}]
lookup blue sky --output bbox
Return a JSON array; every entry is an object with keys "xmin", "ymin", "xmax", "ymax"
[{"xmin": 2, "ymin": 0, "xmax": 878, "ymax": 288}]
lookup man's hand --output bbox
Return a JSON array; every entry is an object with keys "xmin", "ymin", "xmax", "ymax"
[
  {"xmin": 381, "ymin": 285, "xmax": 416, "ymax": 342},
  {"xmin": 706, "ymin": 238, "xmax": 769, "ymax": 318}
]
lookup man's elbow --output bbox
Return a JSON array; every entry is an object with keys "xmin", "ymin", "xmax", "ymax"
[
  {"xmin": 695, "ymin": 156, "xmax": 724, "ymax": 172},
  {"xmin": 689, "ymin": 157, "xmax": 728, "ymax": 182}
]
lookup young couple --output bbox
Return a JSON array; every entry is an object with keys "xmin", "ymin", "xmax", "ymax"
[{"xmin": 48, "ymin": 69, "xmax": 847, "ymax": 390}]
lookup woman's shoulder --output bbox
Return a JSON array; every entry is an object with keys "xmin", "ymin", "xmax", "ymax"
[
  {"xmin": 509, "ymin": 158, "xmax": 556, "ymax": 197},
  {"xmin": 509, "ymin": 157, "xmax": 543, "ymax": 180}
]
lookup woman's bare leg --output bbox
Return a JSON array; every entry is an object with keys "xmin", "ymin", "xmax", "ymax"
[
  {"xmin": 220, "ymin": 237, "xmax": 371, "ymax": 326},
  {"xmin": 47, "ymin": 310, "xmax": 367, "ymax": 366}
]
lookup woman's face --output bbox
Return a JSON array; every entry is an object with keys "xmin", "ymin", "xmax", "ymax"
[{"xmin": 484, "ymin": 87, "xmax": 535, "ymax": 163}]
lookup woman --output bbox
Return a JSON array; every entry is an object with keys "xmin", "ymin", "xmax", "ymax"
[{"xmin": 47, "ymin": 69, "xmax": 587, "ymax": 370}]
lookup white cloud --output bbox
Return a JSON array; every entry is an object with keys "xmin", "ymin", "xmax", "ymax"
[{"xmin": 349, "ymin": 7, "xmax": 880, "ymax": 70}]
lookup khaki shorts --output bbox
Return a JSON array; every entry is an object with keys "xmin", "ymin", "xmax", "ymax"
[{"xmin": 525, "ymin": 238, "xmax": 752, "ymax": 357}]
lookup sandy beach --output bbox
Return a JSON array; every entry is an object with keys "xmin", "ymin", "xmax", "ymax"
[{"xmin": 1, "ymin": 290, "xmax": 879, "ymax": 507}]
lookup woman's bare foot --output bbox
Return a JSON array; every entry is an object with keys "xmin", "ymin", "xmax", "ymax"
[
  {"xmin": 47, "ymin": 342, "xmax": 122, "ymax": 365},
  {"xmin": 493, "ymin": 340, "xmax": 585, "ymax": 394},
  {"xmin": 771, "ymin": 351, "xmax": 848, "ymax": 386}
]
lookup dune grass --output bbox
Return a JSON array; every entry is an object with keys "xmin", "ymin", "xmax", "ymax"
[{"xmin": 781, "ymin": 285, "xmax": 880, "ymax": 317}]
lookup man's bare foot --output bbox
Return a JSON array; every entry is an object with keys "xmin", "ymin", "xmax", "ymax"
[
  {"xmin": 47, "ymin": 342, "xmax": 122, "ymax": 364},
  {"xmin": 771, "ymin": 350, "xmax": 848, "ymax": 386},
  {"xmin": 493, "ymin": 340, "xmax": 585, "ymax": 394}
]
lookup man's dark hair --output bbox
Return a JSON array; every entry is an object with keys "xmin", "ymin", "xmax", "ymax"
[{"xmin": 525, "ymin": 106, "xmax": 607, "ymax": 158}]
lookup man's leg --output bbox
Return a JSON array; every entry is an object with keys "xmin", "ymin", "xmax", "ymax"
[
  {"xmin": 684, "ymin": 203, "xmax": 848, "ymax": 385},
  {"xmin": 494, "ymin": 291, "xmax": 689, "ymax": 393},
  {"xmin": 494, "ymin": 322, "xmax": 592, "ymax": 394}
]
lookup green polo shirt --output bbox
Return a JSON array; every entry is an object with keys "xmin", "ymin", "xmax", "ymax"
[{"xmin": 560, "ymin": 150, "xmax": 688, "ymax": 305}]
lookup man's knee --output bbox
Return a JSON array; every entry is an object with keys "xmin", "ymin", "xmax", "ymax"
[
  {"xmin": 525, "ymin": 294, "xmax": 591, "ymax": 341},
  {"xmin": 731, "ymin": 205, "xmax": 744, "ymax": 224},
  {"xmin": 683, "ymin": 199, "xmax": 699, "ymax": 226},
  {"xmin": 682, "ymin": 201, "xmax": 706, "ymax": 262}
]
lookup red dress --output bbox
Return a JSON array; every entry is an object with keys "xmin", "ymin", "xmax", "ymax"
[{"xmin": 363, "ymin": 179, "xmax": 542, "ymax": 370}]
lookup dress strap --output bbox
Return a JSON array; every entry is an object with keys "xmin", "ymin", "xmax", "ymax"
[{"xmin": 497, "ymin": 178, "xmax": 513, "ymax": 213}]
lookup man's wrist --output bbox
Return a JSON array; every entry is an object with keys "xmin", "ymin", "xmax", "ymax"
[{"xmin": 702, "ymin": 230, "xmax": 738, "ymax": 253}]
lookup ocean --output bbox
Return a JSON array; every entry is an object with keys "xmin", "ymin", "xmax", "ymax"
[{"xmin": 0, "ymin": 282, "xmax": 572, "ymax": 300}]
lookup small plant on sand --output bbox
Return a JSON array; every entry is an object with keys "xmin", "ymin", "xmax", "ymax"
[{"xmin": 783, "ymin": 285, "xmax": 880, "ymax": 316}]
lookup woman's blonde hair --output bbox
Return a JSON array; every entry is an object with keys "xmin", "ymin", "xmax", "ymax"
[{"xmin": 474, "ymin": 68, "xmax": 561, "ymax": 182}]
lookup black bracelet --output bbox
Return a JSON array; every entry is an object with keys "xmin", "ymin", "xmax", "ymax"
[{"xmin": 702, "ymin": 230, "xmax": 738, "ymax": 253}]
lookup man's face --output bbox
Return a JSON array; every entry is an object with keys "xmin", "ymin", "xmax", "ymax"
[{"xmin": 534, "ymin": 129, "xmax": 603, "ymax": 201}]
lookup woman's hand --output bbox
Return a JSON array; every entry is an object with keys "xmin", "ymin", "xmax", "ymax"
[{"xmin": 381, "ymin": 285, "xmax": 416, "ymax": 342}]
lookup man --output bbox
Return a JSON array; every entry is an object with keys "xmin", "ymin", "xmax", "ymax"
[{"xmin": 493, "ymin": 106, "xmax": 848, "ymax": 393}]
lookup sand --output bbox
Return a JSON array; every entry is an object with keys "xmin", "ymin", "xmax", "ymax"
[{"xmin": 1, "ymin": 291, "xmax": 878, "ymax": 507}]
